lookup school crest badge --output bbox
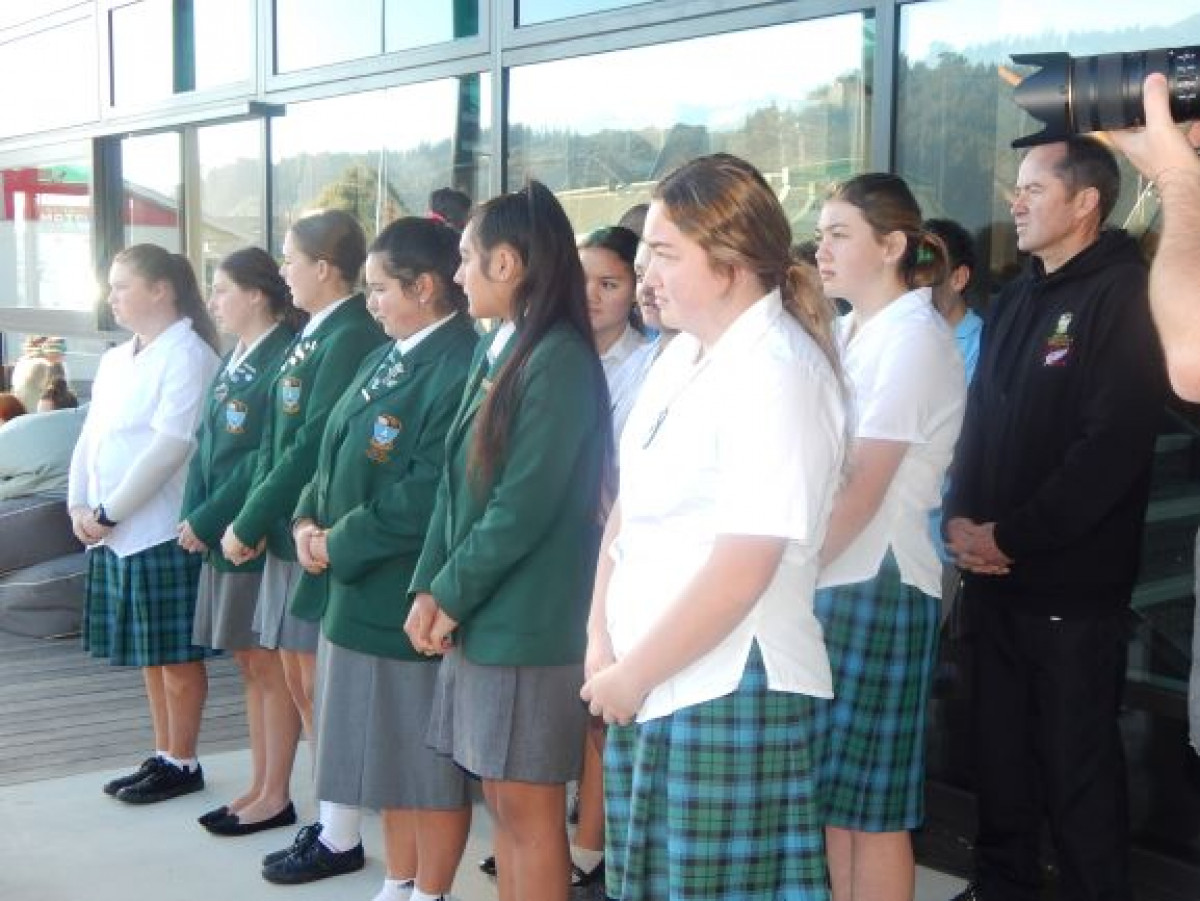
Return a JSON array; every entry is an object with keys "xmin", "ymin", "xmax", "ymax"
[
  {"xmin": 1043, "ymin": 313, "xmax": 1073, "ymax": 367},
  {"xmin": 225, "ymin": 400, "xmax": 248, "ymax": 433},
  {"xmin": 366, "ymin": 414, "xmax": 402, "ymax": 463},
  {"xmin": 281, "ymin": 377, "xmax": 302, "ymax": 414}
]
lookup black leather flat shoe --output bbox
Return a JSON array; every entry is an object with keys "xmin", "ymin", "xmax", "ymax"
[
  {"xmin": 206, "ymin": 802, "xmax": 297, "ymax": 836},
  {"xmin": 197, "ymin": 805, "xmax": 229, "ymax": 826}
]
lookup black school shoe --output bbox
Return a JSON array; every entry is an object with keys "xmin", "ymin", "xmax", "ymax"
[
  {"xmin": 116, "ymin": 761, "xmax": 204, "ymax": 804},
  {"xmin": 103, "ymin": 757, "xmax": 164, "ymax": 796},
  {"xmin": 206, "ymin": 802, "xmax": 297, "ymax": 837},
  {"xmin": 263, "ymin": 822, "xmax": 322, "ymax": 867},
  {"xmin": 261, "ymin": 836, "xmax": 365, "ymax": 885}
]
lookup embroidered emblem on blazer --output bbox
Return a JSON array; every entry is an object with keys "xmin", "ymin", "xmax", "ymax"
[
  {"xmin": 366, "ymin": 414, "xmax": 403, "ymax": 464},
  {"xmin": 280, "ymin": 377, "xmax": 302, "ymax": 414},
  {"xmin": 225, "ymin": 400, "xmax": 248, "ymax": 434}
]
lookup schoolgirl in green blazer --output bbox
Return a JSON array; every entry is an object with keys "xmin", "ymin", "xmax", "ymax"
[
  {"xmin": 178, "ymin": 247, "xmax": 305, "ymax": 836},
  {"xmin": 220, "ymin": 210, "xmax": 384, "ymax": 770},
  {"xmin": 406, "ymin": 182, "xmax": 611, "ymax": 901},
  {"xmin": 279, "ymin": 217, "xmax": 477, "ymax": 897}
]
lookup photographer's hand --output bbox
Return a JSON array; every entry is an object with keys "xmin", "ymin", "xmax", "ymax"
[{"xmin": 1110, "ymin": 72, "xmax": 1200, "ymax": 182}]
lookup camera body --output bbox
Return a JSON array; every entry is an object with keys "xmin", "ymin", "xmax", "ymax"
[{"xmin": 1011, "ymin": 46, "xmax": 1200, "ymax": 148}]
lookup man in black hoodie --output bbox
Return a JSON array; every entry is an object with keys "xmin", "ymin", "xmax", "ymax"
[{"xmin": 944, "ymin": 137, "xmax": 1166, "ymax": 901}]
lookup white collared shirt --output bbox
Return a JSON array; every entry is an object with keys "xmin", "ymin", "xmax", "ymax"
[
  {"xmin": 71, "ymin": 319, "xmax": 220, "ymax": 557},
  {"xmin": 398, "ymin": 311, "xmax": 457, "ymax": 356},
  {"xmin": 607, "ymin": 290, "xmax": 847, "ymax": 722},
  {"xmin": 818, "ymin": 287, "xmax": 965, "ymax": 596},
  {"xmin": 600, "ymin": 324, "xmax": 653, "ymax": 441},
  {"xmin": 300, "ymin": 294, "xmax": 352, "ymax": 338}
]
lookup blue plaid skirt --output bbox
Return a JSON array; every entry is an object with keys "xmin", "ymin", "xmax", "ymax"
[
  {"xmin": 84, "ymin": 541, "xmax": 208, "ymax": 666},
  {"xmin": 604, "ymin": 645, "xmax": 829, "ymax": 901},
  {"xmin": 813, "ymin": 552, "xmax": 939, "ymax": 831}
]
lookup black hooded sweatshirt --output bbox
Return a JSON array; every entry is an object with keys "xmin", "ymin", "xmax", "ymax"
[{"xmin": 945, "ymin": 229, "xmax": 1166, "ymax": 617}]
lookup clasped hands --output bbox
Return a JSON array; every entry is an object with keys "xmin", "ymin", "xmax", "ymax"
[
  {"xmin": 579, "ymin": 632, "xmax": 648, "ymax": 727},
  {"xmin": 404, "ymin": 592, "xmax": 458, "ymax": 657},
  {"xmin": 292, "ymin": 519, "xmax": 330, "ymax": 575},
  {"xmin": 219, "ymin": 525, "xmax": 266, "ymax": 566},
  {"xmin": 69, "ymin": 506, "xmax": 112, "ymax": 547},
  {"xmin": 945, "ymin": 517, "xmax": 1013, "ymax": 575}
]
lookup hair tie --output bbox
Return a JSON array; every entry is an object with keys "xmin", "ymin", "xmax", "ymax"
[{"xmin": 916, "ymin": 242, "xmax": 934, "ymax": 266}]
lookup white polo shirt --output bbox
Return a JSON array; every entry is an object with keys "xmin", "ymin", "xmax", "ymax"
[
  {"xmin": 72, "ymin": 318, "xmax": 220, "ymax": 557},
  {"xmin": 600, "ymin": 324, "xmax": 653, "ymax": 441},
  {"xmin": 818, "ymin": 287, "xmax": 965, "ymax": 596},
  {"xmin": 606, "ymin": 290, "xmax": 846, "ymax": 723}
]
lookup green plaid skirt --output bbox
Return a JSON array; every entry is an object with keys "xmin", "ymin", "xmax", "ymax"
[
  {"xmin": 604, "ymin": 646, "xmax": 829, "ymax": 901},
  {"xmin": 813, "ymin": 552, "xmax": 939, "ymax": 832},
  {"xmin": 84, "ymin": 541, "xmax": 208, "ymax": 666}
]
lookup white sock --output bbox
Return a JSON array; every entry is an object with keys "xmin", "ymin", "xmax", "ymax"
[
  {"xmin": 317, "ymin": 801, "xmax": 362, "ymax": 852},
  {"xmin": 372, "ymin": 878, "xmax": 415, "ymax": 901},
  {"xmin": 161, "ymin": 754, "xmax": 198, "ymax": 772},
  {"xmin": 154, "ymin": 749, "xmax": 168, "ymax": 760},
  {"xmin": 410, "ymin": 889, "xmax": 445, "ymax": 901},
  {"xmin": 570, "ymin": 845, "xmax": 604, "ymax": 874}
]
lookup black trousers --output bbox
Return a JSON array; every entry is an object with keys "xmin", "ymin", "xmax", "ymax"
[{"xmin": 970, "ymin": 598, "xmax": 1131, "ymax": 901}]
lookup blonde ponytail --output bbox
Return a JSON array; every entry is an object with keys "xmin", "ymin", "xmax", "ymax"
[{"xmin": 782, "ymin": 259, "xmax": 844, "ymax": 383}]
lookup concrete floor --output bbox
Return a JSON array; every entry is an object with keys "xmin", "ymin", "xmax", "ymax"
[{"xmin": 2, "ymin": 747, "xmax": 968, "ymax": 901}]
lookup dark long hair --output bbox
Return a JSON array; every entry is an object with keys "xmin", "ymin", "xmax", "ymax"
[
  {"xmin": 468, "ymin": 181, "xmax": 612, "ymax": 494},
  {"xmin": 218, "ymin": 246, "xmax": 307, "ymax": 333},
  {"xmin": 114, "ymin": 244, "xmax": 220, "ymax": 351},
  {"xmin": 369, "ymin": 216, "xmax": 466, "ymax": 315},
  {"xmin": 579, "ymin": 225, "xmax": 643, "ymax": 332}
]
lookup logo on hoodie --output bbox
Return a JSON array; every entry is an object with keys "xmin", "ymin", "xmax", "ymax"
[{"xmin": 1043, "ymin": 313, "xmax": 1073, "ymax": 367}]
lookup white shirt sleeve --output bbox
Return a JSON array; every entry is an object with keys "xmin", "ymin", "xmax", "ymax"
[
  {"xmin": 713, "ymin": 355, "xmax": 842, "ymax": 543},
  {"xmin": 151, "ymin": 344, "xmax": 210, "ymax": 441},
  {"xmin": 854, "ymin": 323, "xmax": 945, "ymax": 444}
]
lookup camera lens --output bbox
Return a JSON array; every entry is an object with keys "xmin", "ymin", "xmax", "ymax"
[{"xmin": 1011, "ymin": 45, "xmax": 1200, "ymax": 148}]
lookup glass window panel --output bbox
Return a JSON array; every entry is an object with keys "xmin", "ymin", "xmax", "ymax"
[
  {"xmin": 384, "ymin": 0, "xmax": 477, "ymax": 51},
  {"xmin": 275, "ymin": 0, "xmax": 382, "ymax": 73},
  {"xmin": 271, "ymin": 74, "xmax": 492, "ymax": 248},
  {"xmin": 123, "ymin": 132, "xmax": 182, "ymax": 251},
  {"xmin": 0, "ymin": 18, "xmax": 97, "ymax": 136},
  {"xmin": 508, "ymin": 16, "xmax": 870, "ymax": 236},
  {"xmin": 111, "ymin": 0, "xmax": 173, "ymax": 106},
  {"xmin": 901, "ymin": 0, "xmax": 1200, "ymax": 863},
  {"xmin": 0, "ymin": 152, "xmax": 94, "ymax": 312},
  {"xmin": 194, "ymin": 0, "xmax": 253, "ymax": 88},
  {"xmin": 896, "ymin": 0, "xmax": 1200, "ymax": 291},
  {"xmin": 197, "ymin": 120, "xmax": 266, "ymax": 284},
  {"xmin": 517, "ymin": 0, "xmax": 652, "ymax": 26},
  {"xmin": 0, "ymin": 2, "xmax": 83, "ymax": 31}
]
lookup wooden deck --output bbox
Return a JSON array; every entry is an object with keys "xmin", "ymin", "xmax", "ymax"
[{"xmin": 0, "ymin": 628, "xmax": 248, "ymax": 787}]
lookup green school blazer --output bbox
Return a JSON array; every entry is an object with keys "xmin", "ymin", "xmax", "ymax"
[
  {"xmin": 410, "ymin": 323, "xmax": 608, "ymax": 666},
  {"xmin": 181, "ymin": 325, "xmax": 296, "ymax": 573},
  {"xmin": 290, "ymin": 315, "xmax": 478, "ymax": 659},
  {"xmin": 230, "ymin": 295, "xmax": 387, "ymax": 560}
]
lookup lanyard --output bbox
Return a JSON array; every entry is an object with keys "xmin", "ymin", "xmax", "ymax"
[{"xmin": 640, "ymin": 348, "xmax": 713, "ymax": 449}]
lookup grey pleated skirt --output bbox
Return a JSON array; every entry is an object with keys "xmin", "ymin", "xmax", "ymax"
[
  {"xmin": 191, "ymin": 563, "xmax": 261, "ymax": 651},
  {"xmin": 314, "ymin": 635, "xmax": 471, "ymax": 810},
  {"xmin": 253, "ymin": 553, "xmax": 318, "ymax": 652},
  {"xmin": 427, "ymin": 647, "xmax": 587, "ymax": 784}
]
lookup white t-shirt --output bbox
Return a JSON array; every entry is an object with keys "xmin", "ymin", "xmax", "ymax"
[
  {"xmin": 818, "ymin": 287, "xmax": 965, "ymax": 596},
  {"xmin": 70, "ymin": 319, "xmax": 220, "ymax": 557},
  {"xmin": 600, "ymin": 324, "xmax": 653, "ymax": 441},
  {"xmin": 606, "ymin": 290, "xmax": 846, "ymax": 722}
]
